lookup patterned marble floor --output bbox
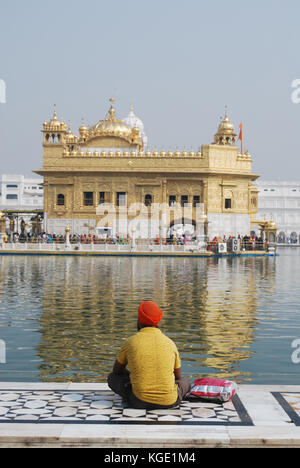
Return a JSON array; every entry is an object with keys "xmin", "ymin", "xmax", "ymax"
[{"xmin": 0, "ymin": 389, "xmax": 253, "ymax": 425}]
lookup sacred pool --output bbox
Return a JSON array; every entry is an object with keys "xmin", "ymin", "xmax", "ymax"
[{"xmin": 0, "ymin": 247, "xmax": 299, "ymax": 385}]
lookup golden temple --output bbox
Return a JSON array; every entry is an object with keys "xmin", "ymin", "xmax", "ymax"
[{"xmin": 35, "ymin": 99, "xmax": 259, "ymax": 239}]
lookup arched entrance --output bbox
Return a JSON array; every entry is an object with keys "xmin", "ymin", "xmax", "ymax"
[
  {"xmin": 278, "ymin": 231, "xmax": 286, "ymax": 243},
  {"xmin": 290, "ymin": 231, "xmax": 298, "ymax": 244}
]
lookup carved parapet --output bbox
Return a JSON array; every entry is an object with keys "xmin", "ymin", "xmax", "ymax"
[
  {"xmin": 61, "ymin": 148, "xmax": 203, "ymax": 158},
  {"xmin": 237, "ymin": 152, "xmax": 252, "ymax": 161}
]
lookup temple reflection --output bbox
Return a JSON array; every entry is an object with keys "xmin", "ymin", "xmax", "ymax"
[
  {"xmin": 16, "ymin": 255, "xmax": 275, "ymax": 383},
  {"xmin": 0, "ymin": 255, "xmax": 276, "ymax": 382}
]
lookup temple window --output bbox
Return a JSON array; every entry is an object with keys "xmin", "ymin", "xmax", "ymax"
[
  {"xmin": 169, "ymin": 195, "xmax": 176, "ymax": 207},
  {"xmin": 57, "ymin": 194, "xmax": 65, "ymax": 206},
  {"xmin": 193, "ymin": 195, "xmax": 200, "ymax": 207},
  {"xmin": 99, "ymin": 192, "xmax": 105, "ymax": 205},
  {"xmin": 225, "ymin": 198, "xmax": 232, "ymax": 209},
  {"xmin": 145, "ymin": 194, "xmax": 152, "ymax": 206},
  {"xmin": 181, "ymin": 195, "xmax": 189, "ymax": 207},
  {"xmin": 116, "ymin": 192, "xmax": 126, "ymax": 207},
  {"xmin": 83, "ymin": 192, "xmax": 94, "ymax": 206}
]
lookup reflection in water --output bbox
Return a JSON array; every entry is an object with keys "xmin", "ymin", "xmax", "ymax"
[{"xmin": 0, "ymin": 253, "xmax": 283, "ymax": 383}]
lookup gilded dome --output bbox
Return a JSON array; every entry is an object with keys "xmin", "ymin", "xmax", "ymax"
[
  {"xmin": 218, "ymin": 108, "xmax": 235, "ymax": 134},
  {"xmin": 90, "ymin": 98, "xmax": 133, "ymax": 140},
  {"xmin": 214, "ymin": 106, "xmax": 237, "ymax": 146},
  {"xmin": 48, "ymin": 105, "xmax": 65, "ymax": 128},
  {"xmin": 65, "ymin": 125, "xmax": 78, "ymax": 142},
  {"xmin": 268, "ymin": 220, "xmax": 276, "ymax": 229},
  {"xmin": 79, "ymin": 118, "xmax": 88, "ymax": 135}
]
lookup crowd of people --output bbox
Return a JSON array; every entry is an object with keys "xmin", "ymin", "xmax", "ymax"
[
  {"xmin": 2, "ymin": 232, "xmax": 133, "ymax": 245},
  {"xmin": 208, "ymin": 234, "xmax": 267, "ymax": 251},
  {"xmin": 0, "ymin": 230, "xmax": 269, "ymax": 251}
]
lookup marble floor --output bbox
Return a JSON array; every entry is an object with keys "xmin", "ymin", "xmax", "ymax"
[
  {"xmin": 272, "ymin": 392, "xmax": 300, "ymax": 426},
  {"xmin": 0, "ymin": 384, "xmax": 300, "ymax": 447},
  {"xmin": 0, "ymin": 388, "xmax": 252, "ymax": 425}
]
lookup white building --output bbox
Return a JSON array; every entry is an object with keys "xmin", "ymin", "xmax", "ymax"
[
  {"xmin": 0, "ymin": 175, "xmax": 44, "ymax": 234},
  {"xmin": 0, "ymin": 174, "xmax": 44, "ymax": 211},
  {"xmin": 122, "ymin": 105, "xmax": 148, "ymax": 148},
  {"xmin": 256, "ymin": 181, "xmax": 300, "ymax": 243}
]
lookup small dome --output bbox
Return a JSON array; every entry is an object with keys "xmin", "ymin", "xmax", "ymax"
[
  {"xmin": 268, "ymin": 220, "xmax": 276, "ymax": 228},
  {"xmin": 79, "ymin": 118, "xmax": 88, "ymax": 135},
  {"xmin": 214, "ymin": 106, "xmax": 237, "ymax": 146},
  {"xmin": 218, "ymin": 108, "xmax": 235, "ymax": 134},
  {"xmin": 123, "ymin": 105, "xmax": 144, "ymax": 131},
  {"xmin": 123, "ymin": 104, "xmax": 148, "ymax": 148},
  {"xmin": 65, "ymin": 129, "xmax": 75, "ymax": 142},
  {"xmin": 48, "ymin": 105, "xmax": 65, "ymax": 128}
]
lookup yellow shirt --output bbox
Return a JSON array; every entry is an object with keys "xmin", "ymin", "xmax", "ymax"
[{"xmin": 117, "ymin": 327, "xmax": 181, "ymax": 406}]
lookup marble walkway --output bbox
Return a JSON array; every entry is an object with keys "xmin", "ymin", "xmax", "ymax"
[{"xmin": 0, "ymin": 383, "xmax": 299, "ymax": 447}]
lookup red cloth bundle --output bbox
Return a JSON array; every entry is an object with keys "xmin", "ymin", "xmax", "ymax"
[{"xmin": 189, "ymin": 378, "xmax": 237, "ymax": 403}]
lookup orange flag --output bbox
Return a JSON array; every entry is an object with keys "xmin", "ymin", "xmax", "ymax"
[{"xmin": 238, "ymin": 123, "xmax": 243, "ymax": 154}]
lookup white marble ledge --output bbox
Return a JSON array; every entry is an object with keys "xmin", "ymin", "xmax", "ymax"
[
  {"xmin": 228, "ymin": 426, "xmax": 300, "ymax": 448},
  {"xmin": 0, "ymin": 423, "xmax": 299, "ymax": 448}
]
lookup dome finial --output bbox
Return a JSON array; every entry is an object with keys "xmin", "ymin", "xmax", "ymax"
[
  {"xmin": 67, "ymin": 120, "xmax": 72, "ymax": 134},
  {"xmin": 52, "ymin": 104, "xmax": 58, "ymax": 120},
  {"xmin": 108, "ymin": 97, "xmax": 116, "ymax": 120},
  {"xmin": 47, "ymin": 104, "xmax": 65, "ymax": 129}
]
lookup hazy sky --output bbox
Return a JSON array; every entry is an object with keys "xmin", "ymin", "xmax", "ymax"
[{"xmin": 0, "ymin": 0, "xmax": 300, "ymax": 180}]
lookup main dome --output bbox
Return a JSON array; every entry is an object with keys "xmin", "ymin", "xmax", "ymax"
[
  {"xmin": 90, "ymin": 98, "xmax": 133, "ymax": 140},
  {"xmin": 79, "ymin": 98, "xmax": 144, "ymax": 149}
]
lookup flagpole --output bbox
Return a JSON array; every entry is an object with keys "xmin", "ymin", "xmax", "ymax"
[{"xmin": 239, "ymin": 123, "xmax": 243, "ymax": 155}]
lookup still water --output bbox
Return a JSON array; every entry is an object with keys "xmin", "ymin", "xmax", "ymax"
[{"xmin": 0, "ymin": 248, "xmax": 299, "ymax": 384}]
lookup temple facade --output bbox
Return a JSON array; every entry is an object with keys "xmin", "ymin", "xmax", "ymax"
[{"xmin": 35, "ymin": 99, "xmax": 259, "ymax": 239}]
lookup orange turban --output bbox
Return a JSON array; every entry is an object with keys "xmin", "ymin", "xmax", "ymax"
[{"xmin": 138, "ymin": 301, "xmax": 163, "ymax": 327}]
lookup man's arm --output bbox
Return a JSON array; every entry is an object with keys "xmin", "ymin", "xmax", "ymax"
[
  {"xmin": 174, "ymin": 367, "xmax": 181, "ymax": 381},
  {"xmin": 112, "ymin": 359, "xmax": 130, "ymax": 375}
]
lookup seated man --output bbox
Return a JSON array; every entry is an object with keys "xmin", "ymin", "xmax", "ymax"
[{"xmin": 108, "ymin": 301, "xmax": 190, "ymax": 409}]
